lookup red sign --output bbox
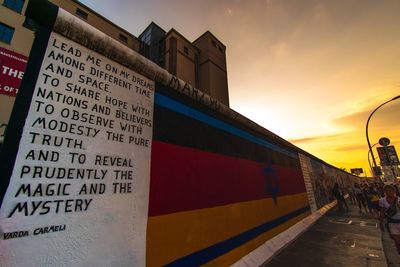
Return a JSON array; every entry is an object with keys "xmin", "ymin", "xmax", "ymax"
[{"xmin": 0, "ymin": 46, "xmax": 28, "ymax": 97}]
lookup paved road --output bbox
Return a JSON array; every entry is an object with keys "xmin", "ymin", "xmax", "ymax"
[{"xmin": 264, "ymin": 202, "xmax": 400, "ymax": 267}]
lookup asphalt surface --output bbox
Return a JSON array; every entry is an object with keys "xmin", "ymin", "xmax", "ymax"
[{"xmin": 264, "ymin": 201, "xmax": 400, "ymax": 267}]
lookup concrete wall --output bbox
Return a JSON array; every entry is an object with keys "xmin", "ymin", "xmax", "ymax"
[
  {"xmin": 146, "ymin": 83, "xmax": 358, "ymax": 266},
  {"xmin": 0, "ymin": 4, "xmax": 360, "ymax": 266},
  {"xmin": 148, "ymin": 83, "xmax": 308, "ymax": 266}
]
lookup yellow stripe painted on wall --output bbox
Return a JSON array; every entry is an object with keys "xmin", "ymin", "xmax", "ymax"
[
  {"xmin": 146, "ymin": 193, "xmax": 309, "ymax": 266},
  {"xmin": 203, "ymin": 212, "xmax": 310, "ymax": 266}
]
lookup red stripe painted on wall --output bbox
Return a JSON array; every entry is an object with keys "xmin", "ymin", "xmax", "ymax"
[{"xmin": 149, "ymin": 141, "xmax": 306, "ymax": 216}]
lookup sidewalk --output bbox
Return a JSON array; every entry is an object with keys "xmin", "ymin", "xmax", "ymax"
[{"xmin": 263, "ymin": 202, "xmax": 400, "ymax": 267}]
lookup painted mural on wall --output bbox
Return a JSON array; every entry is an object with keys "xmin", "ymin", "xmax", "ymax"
[
  {"xmin": 300, "ymin": 154, "xmax": 358, "ymax": 209},
  {"xmin": 147, "ymin": 84, "xmax": 310, "ymax": 266},
  {"xmin": 0, "ymin": 32, "xmax": 154, "ymax": 266},
  {"xmin": 298, "ymin": 154, "xmax": 317, "ymax": 212}
]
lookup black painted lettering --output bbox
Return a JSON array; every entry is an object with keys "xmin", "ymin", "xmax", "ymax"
[
  {"xmin": 128, "ymin": 135, "xmax": 149, "ymax": 147},
  {"xmin": 69, "ymin": 152, "xmax": 86, "ymax": 164},
  {"xmin": 25, "ymin": 149, "xmax": 59, "ymax": 162},
  {"xmin": 106, "ymin": 130, "xmax": 124, "ymax": 142},
  {"xmin": 86, "ymin": 54, "xmax": 101, "ymax": 66},
  {"xmin": 20, "ymin": 165, "xmax": 31, "ymax": 178},
  {"xmin": 42, "ymin": 73, "xmax": 59, "ymax": 87},
  {"xmin": 8, "ymin": 202, "xmax": 29, "ymax": 217},
  {"xmin": 105, "ymin": 63, "xmax": 118, "ymax": 74},
  {"xmin": 47, "ymin": 50, "xmax": 85, "ymax": 70},
  {"xmin": 78, "ymin": 183, "xmax": 106, "ymax": 195},
  {"xmin": 91, "ymin": 103, "xmax": 110, "ymax": 115},
  {"xmin": 112, "ymin": 182, "xmax": 132, "ymax": 194},
  {"xmin": 113, "ymin": 170, "xmax": 133, "ymax": 180},
  {"xmin": 65, "ymin": 82, "xmax": 100, "ymax": 100},
  {"xmin": 105, "ymin": 95, "xmax": 127, "ymax": 109}
]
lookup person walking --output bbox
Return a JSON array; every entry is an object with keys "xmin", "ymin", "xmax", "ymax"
[
  {"xmin": 348, "ymin": 185, "xmax": 356, "ymax": 205},
  {"xmin": 363, "ymin": 183, "xmax": 374, "ymax": 214},
  {"xmin": 368, "ymin": 185, "xmax": 381, "ymax": 216},
  {"xmin": 379, "ymin": 184, "xmax": 400, "ymax": 255},
  {"xmin": 332, "ymin": 183, "xmax": 349, "ymax": 211},
  {"xmin": 354, "ymin": 183, "xmax": 368, "ymax": 213}
]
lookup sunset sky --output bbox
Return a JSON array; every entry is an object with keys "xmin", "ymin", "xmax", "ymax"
[{"xmin": 80, "ymin": 0, "xmax": 400, "ymax": 176}]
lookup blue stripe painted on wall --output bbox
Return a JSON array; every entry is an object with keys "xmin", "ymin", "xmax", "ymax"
[
  {"xmin": 164, "ymin": 205, "xmax": 310, "ymax": 266},
  {"xmin": 155, "ymin": 93, "xmax": 298, "ymax": 159}
]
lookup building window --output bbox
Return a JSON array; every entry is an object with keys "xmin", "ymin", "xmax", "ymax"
[
  {"xmin": 119, "ymin": 34, "xmax": 128, "ymax": 43},
  {"xmin": 75, "ymin": 8, "xmax": 88, "ymax": 20},
  {"xmin": 0, "ymin": 23, "xmax": 15, "ymax": 44},
  {"xmin": 183, "ymin": 46, "xmax": 189, "ymax": 55},
  {"xmin": 3, "ymin": 0, "xmax": 24, "ymax": 13},
  {"xmin": 140, "ymin": 30, "xmax": 151, "ymax": 45}
]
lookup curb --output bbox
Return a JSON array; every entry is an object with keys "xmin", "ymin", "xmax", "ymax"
[{"xmin": 232, "ymin": 201, "xmax": 337, "ymax": 267}]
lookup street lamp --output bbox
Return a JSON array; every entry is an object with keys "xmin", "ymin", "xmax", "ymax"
[
  {"xmin": 366, "ymin": 95, "xmax": 400, "ymax": 174},
  {"xmin": 368, "ymin": 143, "xmax": 378, "ymax": 176}
]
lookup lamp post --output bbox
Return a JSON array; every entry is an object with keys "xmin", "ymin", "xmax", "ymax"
[
  {"xmin": 368, "ymin": 143, "xmax": 378, "ymax": 176},
  {"xmin": 366, "ymin": 95, "xmax": 400, "ymax": 174}
]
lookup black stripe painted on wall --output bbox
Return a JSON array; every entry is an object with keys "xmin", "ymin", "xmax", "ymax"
[
  {"xmin": 153, "ymin": 105, "xmax": 300, "ymax": 169},
  {"xmin": 155, "ymin": 83, "xmax": 292, "ymax": 150},
  {"xmin": 0, "ymin": 26, "xmax": 52, "ymax": 205}
]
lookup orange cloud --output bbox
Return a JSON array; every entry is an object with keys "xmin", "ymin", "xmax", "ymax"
[
  {"xmin": 291, "ymin": 95, "xmax": 400, "ymax": 176},
  {"xmin": 288, "ymin": 134, "xmax": 343, "ymax": 144},
  {"xmin": 333, "ymin": 101, "xmax": 400, "ymax": 129}
]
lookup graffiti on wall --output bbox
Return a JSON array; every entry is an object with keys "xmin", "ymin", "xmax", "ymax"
[{"xmin": 300, "ymin": 153, "xmax": 358, "ymax": 210}]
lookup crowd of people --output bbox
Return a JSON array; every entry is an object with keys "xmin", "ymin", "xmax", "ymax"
[{"xmin": 332, "ymin": 181, "xmax": 400, "ymax": 255}]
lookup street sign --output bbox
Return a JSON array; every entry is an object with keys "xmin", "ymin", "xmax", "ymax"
[
  {"xmin": 379, "ymin": 137, "xmax": 390, "ymax": 147},
  {"xmin": 377, "ymin": 146, "xmax": 400, "ymax": 166}
]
